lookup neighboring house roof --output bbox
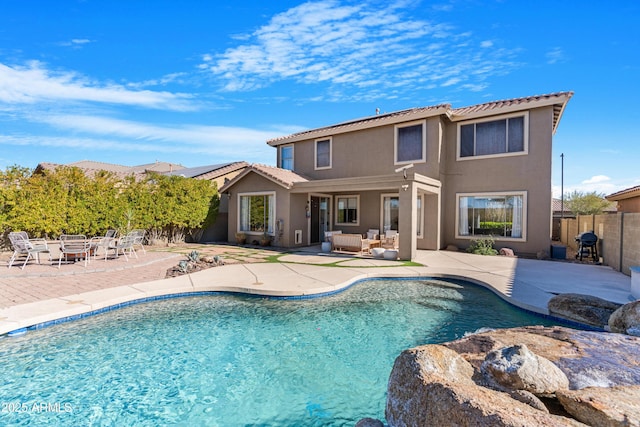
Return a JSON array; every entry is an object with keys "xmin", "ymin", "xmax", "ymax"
[
  {"xmin": 552, "ymin": 197, "xmax": 617, "ymax": 214},
  {"xmin": 220, "ymin": 163, "xmax": 309, "ymax": 192},
  {"xmin": 164, "ymin": 161, "xmax": 248, "ymax": 180},
  {"xmin": 268, "ymin": 92, "xmax": 573, "ymax": 146},
  {"xmin": 606, "ymin": 185, "xmax": 640, "ymax": 201},
  {"xmin": 552, "ymin": 198, "xmax": 574, "ymax": 216},
  {"xmin": 34, "ymin": 160, "xmax": 185, "ymax": 179}
]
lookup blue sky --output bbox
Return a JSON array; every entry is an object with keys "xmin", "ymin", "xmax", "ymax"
[{"xmin": 0, "ymin": 0, "xmax": 638, "ymax": 197}]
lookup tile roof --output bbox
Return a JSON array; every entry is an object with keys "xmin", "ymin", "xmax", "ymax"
[
  {"xmin": 35, "ymin": 160, "xmax": 185, "ymax": 179},
  {"xmin": 164, "ymin": 162, "xmax": 248, "ymax": 179},
  {"xmin": 220, "ymin": 163, "xmax": 309, "ymax": 192},
  {"xmin": 267, "ymin": 104, "xmax": 451, "ymax": 146},
  {"xmin": 606, "ymin": 185, "xmax": 640, "ymax": 201},
  {"xmin": 449, "ymin": 92, "xmax": 574, "ymax": 133},
  {"xmin": 267, "ymin": 91, "xmax": 573, "ymax": 145}
]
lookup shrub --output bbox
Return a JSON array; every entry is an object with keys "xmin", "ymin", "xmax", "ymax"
[{"xmin": 466, "ymin": 236, "xmax": 498, "ymax": 256}]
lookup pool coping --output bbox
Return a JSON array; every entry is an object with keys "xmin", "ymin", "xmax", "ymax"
[{"xmin": 0, "ymin": 251, "xmax": 633, "ymax": 337}]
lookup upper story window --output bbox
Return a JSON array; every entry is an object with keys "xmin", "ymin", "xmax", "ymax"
[
  {"xmin": 315, "ymin": 138, "xmax": 332, "ymax": 170},
  {"xmin": 458, "ymin": 113, "xmax": 528, "ymax": 160},
  {"xmin": 395, "ymin": 120, "xmax": 426, "ymax": 165},
  {"xmin": 280, "ymin": 145, "xmax": 294, "ymax": 170}
]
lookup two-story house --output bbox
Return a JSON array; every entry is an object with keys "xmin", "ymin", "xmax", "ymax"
[{"xmin": 220, "ymin": 92, "xmax": 573, "ymax": 260}]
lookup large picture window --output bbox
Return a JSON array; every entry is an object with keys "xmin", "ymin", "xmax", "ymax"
[
  {"xmin": 395, "ymin": 121, "xmax": 426, "ymax": 164},
  {"xmin": 458, "ymin": 113, "xmax": 527, "ymax": 159},
  {"xmin": 457, "ymin": 192, "xmax": 526, "ymax": 240},
  {"xmin": 239, "ymin": 192, "xmax": 275, "ymax": 234},
  {"xmin": 280, "ymin": 145, "xmax": 294, "ymax": 170},
  {"xmin": 315, "ymin": 138, "xmax": 332, "ymax": 169},
  {"xmin": 336, "ymin": 195, "xmax": 359, "ymax": 225}
]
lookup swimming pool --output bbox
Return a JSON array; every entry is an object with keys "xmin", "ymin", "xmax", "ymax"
[{"xmin": 0, "ymin": 278, "xmax": 560, "ymax": 426}]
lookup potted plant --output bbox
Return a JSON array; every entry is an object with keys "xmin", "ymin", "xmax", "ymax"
[
  {"xmin": 260, "ymin": 232, "xmax": 271, "ymax": 246},
  {"xmin": 321, "ymin": 238, "xmax": 332, "ymax": 253},
  {"xmin": 235, "ymin": 232, "xmax": 246, "ymax": 245}
]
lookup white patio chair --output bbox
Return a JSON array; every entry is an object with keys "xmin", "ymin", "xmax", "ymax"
[
  {"xmin": 104, "ymin": 234, "xmax": 138, "ymax": 261},
  {"xmin": 129, "ymin": 229, "xmax": 146, "ymax": 254},
  {"xmin": 58, "ymin": 234, "xmax": 92, "ymax": 268},
  {"xmin": 7, "ymin": 231, "xmax": 51, "ymax": 269}
]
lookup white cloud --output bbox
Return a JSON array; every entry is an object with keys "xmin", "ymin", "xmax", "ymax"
[
  {"xmin": 582, "ymin": 175, "xmax": 611, "ymax": 184},
  {"xmin": 0, "ymin": 61, "xmax": 197, "ymax": 111},
  {"xmin": 201, "ymin": 0, "xmax": 520, "ymax": 98},
  {"xmin": 546, "ymin": 47, "xmax": 565, "ymax": 64},
  {"xmin": 0, "ymin": 116, "xmax": 280, "ymax": 163},
  {"xmin": 35, "ymin": 114, "xmax": 283, "ymax": 147},
  {"xmin": 57, "ymin": 39, "xmax": 93, "ymax": 48}
]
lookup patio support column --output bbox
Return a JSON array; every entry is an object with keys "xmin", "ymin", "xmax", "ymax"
[{"xmin": 398, "ymin": 180, "xmax": 417, "ymax": 260}]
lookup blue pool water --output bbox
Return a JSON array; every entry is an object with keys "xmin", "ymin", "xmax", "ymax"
[{"xmin": 0, "ymin": 278, "xmax": 560, "ymax": 426}]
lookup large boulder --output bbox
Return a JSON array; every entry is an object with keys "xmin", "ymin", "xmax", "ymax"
[
  {"xmin": 384, "ymin": 326, "xmax": 640, "ymax": 426},
  {"xmin": 557, "ymin": 385, "xmax": 640, "ymax": 427},
  {"xmin": 608, "ymin": 300, "xmax": 640, "ymax": 335},
  {"xmin": 481, "ymin": 344, "xmax": 569, "ymax": 396},
  {"xmin": 385, "ymin": 344, "xmax": 583, "ymax": 426},
  {"xmin": 548, "ymin": 293, "xmax": 622, "ymax": 328}
]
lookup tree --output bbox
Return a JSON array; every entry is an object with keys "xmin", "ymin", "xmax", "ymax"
[{"xmin": 565, "ymin": 190, "xmax": 611, "ymax": 215}]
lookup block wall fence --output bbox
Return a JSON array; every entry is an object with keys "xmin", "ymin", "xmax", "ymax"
[{"xmin": 558, "ymin": 213, "xmax": 640, "ymax": 276}]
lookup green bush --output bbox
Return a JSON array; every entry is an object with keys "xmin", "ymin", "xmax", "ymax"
[
  {"xmin": 466, "ymin": 236, "xmax": 498, "ymax": 256},
  {"xmin": 0, "ymin": 165, "xmax": 219, "ymax": 243}
]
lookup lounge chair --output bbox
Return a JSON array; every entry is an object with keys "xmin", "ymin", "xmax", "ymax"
[{"xmin": 7, "ymin": 231, "xmax": 51, "ymax": 269}]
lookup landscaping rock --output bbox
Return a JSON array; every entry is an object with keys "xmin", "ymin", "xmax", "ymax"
[
  {"xmin": 548, "ymin": 293, "xmax": 622, "ymax": 329},
  {"xmin": 385, "ymin": 344, "xmax": 581, "ymax": 426},
  {"xmin": 608, "ymin": 300, "xmax": 640, "ymax": 335},
  {"xmin": 481, "ymin": 344, "xmax": 569, "ymax": 396},
  {"xmin": 354, "ymin": 417, "xmax": 384, "ymax": 427},
  {"xmin": 499, "ymin": 247, "xmax": 515, "ymax": 256},
  {"xmin": 557, "ymin": 385, "xmax": 640, "ymax": 427},
  {"xmin": 383, "ymin": 326, "xmax": 640, "ymax": 426},
  {"xmin": 537, "ymin": 250, "xmax": 550, "ymax": 260}
]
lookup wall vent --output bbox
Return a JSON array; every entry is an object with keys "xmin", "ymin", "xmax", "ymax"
[{"xmin": 294, "ymin": 230, "xmax": 303, "ymax": 244}]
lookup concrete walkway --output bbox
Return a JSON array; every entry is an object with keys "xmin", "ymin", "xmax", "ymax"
[{"xmin": 0, "ymin": 246, "xmax": 633, "ymax": 336}]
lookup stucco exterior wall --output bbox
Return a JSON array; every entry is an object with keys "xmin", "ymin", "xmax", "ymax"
[
  {"xmin": 285, "ymin": 117, "xmax": 445, "ymax": 181},
  {"xmin": 617, "ymin": 197, "xmax": 640, "ymax": 213},
  {"xmin": 226, "ymin": 173, "xmax": 293, "ymax": 246},
  {"xmin": 440, "ymin": 106, "xmax": 554, "ymax": 255}
]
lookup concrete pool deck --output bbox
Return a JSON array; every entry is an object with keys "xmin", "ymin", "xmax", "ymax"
[{"xmin": 0, "ymin": 246, "xmax": 633, "ymax": 336}]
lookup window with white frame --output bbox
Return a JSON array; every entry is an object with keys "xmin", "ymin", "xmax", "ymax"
[
  {"xmin": 395, "ymin": 121, "xmax": 426, "ymax": 164},
  {"xmin": 239, "ymin": 192, "xmax": 275, "ymax": 234},
  {"xmin": 458, "ymin": 113, "xmax": 528, "ymax": 159},
  {"xmin": 280, "ymin": 145, "xmax": 294, "ymax": 170},
  {"xmin": 381, "ymin": 194, "xmax": 399, "ymax": 232},
  {"xmin": 416, "ymin": 195, "xmax": 423, "ymax": 238},
  {"xmin": 336, "ymin": 195, "xmax": 359, "ymax": 225},
  {"xmin": 457, "ymin": 192, "xmax": 526, "ymax": 240},
  {"xmin": 315, "ymin": 138, "xmax": 331, "ymax": 169}
]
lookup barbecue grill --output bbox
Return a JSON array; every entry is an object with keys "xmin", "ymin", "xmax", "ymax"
[{"xmin": 575, "ymin": 231, "xmax": 598, "ymax": 261}]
